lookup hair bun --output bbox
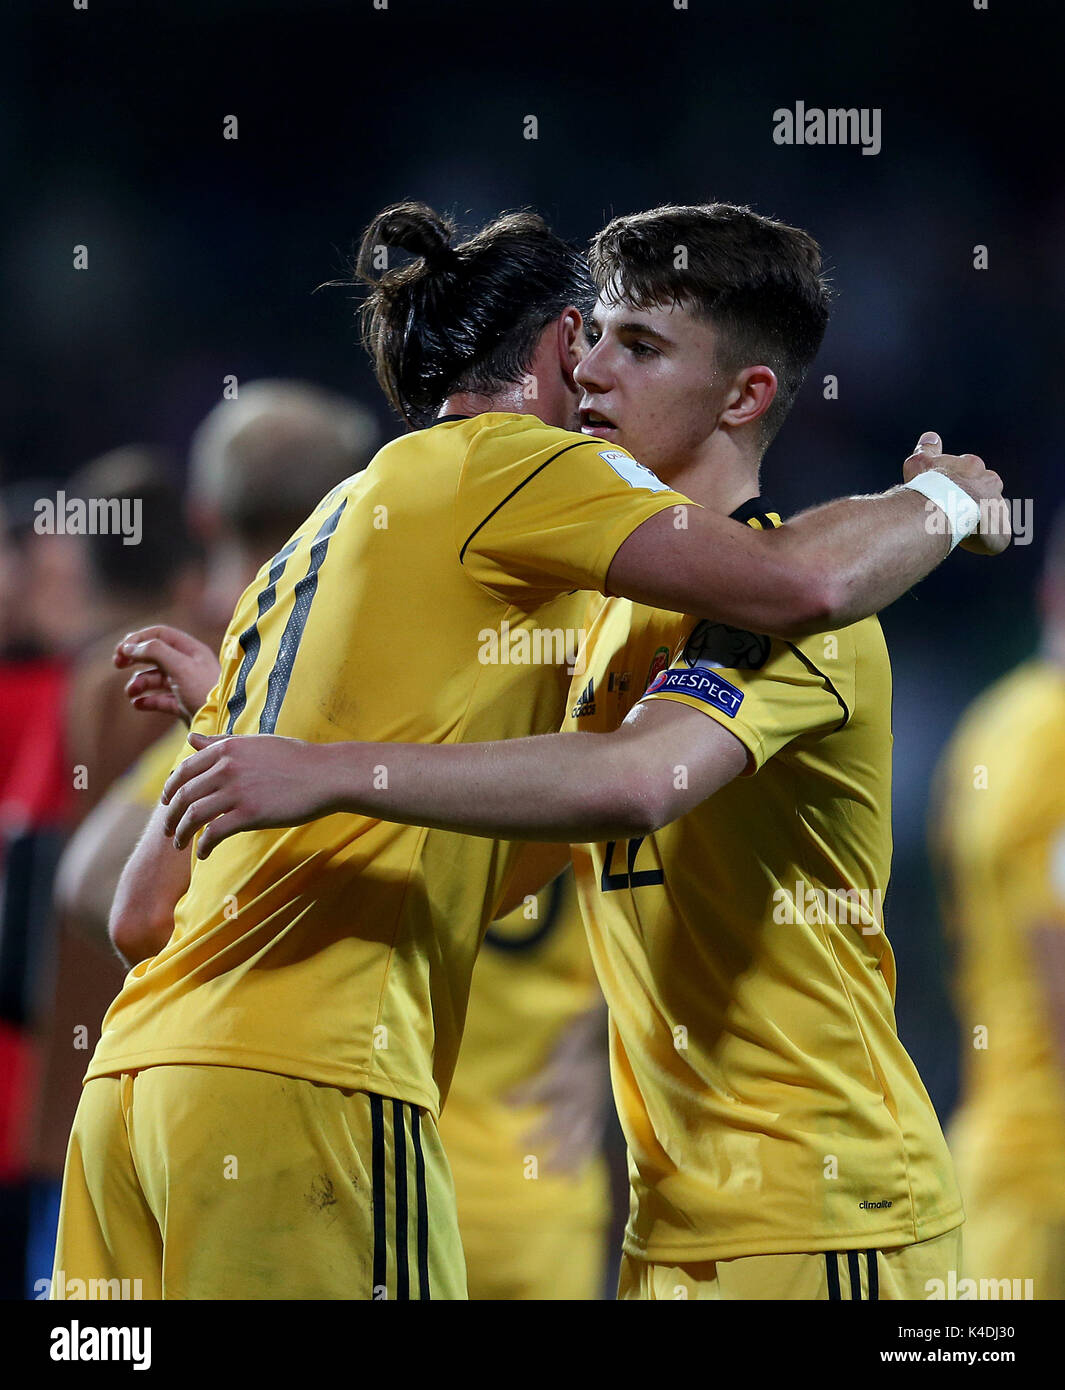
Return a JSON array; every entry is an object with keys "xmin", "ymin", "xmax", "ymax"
[{"xmin": 357, "ymin": 201, "xmax": 457, "ymax": 280}]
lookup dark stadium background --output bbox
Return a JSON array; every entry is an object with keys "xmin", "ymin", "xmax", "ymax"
[{"xmin": 2, "ymin": 0, "xmax": 1062, "ymax": 1283}]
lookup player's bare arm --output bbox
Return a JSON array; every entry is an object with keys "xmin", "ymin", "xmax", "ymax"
[
  {"xmin": 161, "ymin": 698, "xmax": 747, "ymax": 856},
  {"xmin": 54, "ymin": 789, "xmax": 160, "ymax": 948},
  {"xmin": 121, "ymin": 440, "xmax": 1009, "ymax": 722},
  {"xmin": 116, "ymin": 438, "xmax": 1008, "ymax": 724},
  {"xmin": 609, "ymin": 434, "xmax": 1009, "ymax": 641},
  {"xmin": 109, "ymin": 799, "xmax": 193, "ymax": 966}
]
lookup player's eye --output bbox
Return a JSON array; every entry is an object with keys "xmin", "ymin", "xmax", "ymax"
[
  {"xmin": 584, "ymin": 328, "xmax": 602, "ymax": 346},
  {"xmin": 628, "ymin": 341, "xmax": 657, "ymax": 358}
]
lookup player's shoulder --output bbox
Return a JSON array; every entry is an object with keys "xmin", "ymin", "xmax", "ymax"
[
  {"xmin": 966, "ymin": 659, "xmax": 1065, "ymax": 732},
  {"xmin": 733, "ymin": 498, "xmax": 887, "ymax": 667},
  {"xmin": 791, "ymin": 612, "xmax": 886, "ymax": 672},
  {"xmin": 454, "ymin": 413, "xmax": 665, "ymax": 522},
  {"xmin": 841, "ymin": 613, "xmax": 888, "ymax": 666},
  {"xmin": 946, "ymin": 659, "xmax": 1065, "ymax": 778},
  {"xmin": 461, "ymin": 412, "xmax": 609, "ymax": 465},
  {"xmin": 760, "ymin": 615, "xmax": 885, "ymax": 738},
  {"xmin": 670, "ymin": 613, "xmax": 881, "ymax": 680},
  {"xmin": 939, "ymin": 661, "xmax": 1065, "ymax": 847},
  {"xmin": 474, "ymin": 411, "xmax": 583, "ymax": 444}
]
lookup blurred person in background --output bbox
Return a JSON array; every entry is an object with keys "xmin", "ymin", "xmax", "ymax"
[
  {"xmin": 55, "ymin": 381, "xmax": 381, "ymax": 929},
  {"xmin": 25, "ymin": 381, "xmax": 379, "ymax": 1297},
  {"xmin": 932, "ymin": 506, "xmax": 1065, "ymax": 1299},
  {"xmin": 63, "ymin": 449, "xmax": 202, "ymax": 824},
  {"xmin": 0, "ymin": 484, "xmax": 95, "ymax": 1299},
  {"xmin": 183, "ymin": 380, "xmax": 382, "ymax": 640},
  {"xmin": 0, "ymin": 484, "xmax": 92, "ymax": 1023},
  {"xmin": 0, "ymin": 485, "xmax": 94, "ymax": 660},
  {"xmin": 19, "ymin": 448, "xmax": 201, "ymax": 1298}
]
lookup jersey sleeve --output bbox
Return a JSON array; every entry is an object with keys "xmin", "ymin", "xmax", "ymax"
[
  {"xmin": 638, "ymin": 619, "xmax": 851, "ymax": 773},
  {"xmin": 455, "ymin": 422, "xmax": 693, "ymax": 602},
  {"xmin": 189, "ymin": 677, "xmax": 223, "ymax": 738}
]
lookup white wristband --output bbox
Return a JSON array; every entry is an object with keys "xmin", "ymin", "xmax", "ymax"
[{"xmin": 902, "ymin": 472, "xmax": 981, "ymax": 552}]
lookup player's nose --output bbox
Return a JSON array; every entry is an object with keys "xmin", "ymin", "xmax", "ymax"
[{"xmin": 574, "ymin": 344, "xmax": 610, "ymax": 393}]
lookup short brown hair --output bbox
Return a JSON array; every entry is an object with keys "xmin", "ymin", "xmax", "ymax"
[{"xmin": 589, "ymin": 203, "xmax": 831, "ymax": 444}]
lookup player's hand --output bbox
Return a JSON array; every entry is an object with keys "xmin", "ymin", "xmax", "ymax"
[
  {"xmin": 903, "ymin": 431, "xmax": 1011, "ymax": 556},
  {"xmin": 115, "ymin": 625, "xmax": 221, "ymax": 725},
  {"xmin": 161, "ymin": 732, "xmax": 337, "ymax": 856},
  {"xmin": 506, "ymin": 1000, "xmax": 610, "ymax": 1175}
]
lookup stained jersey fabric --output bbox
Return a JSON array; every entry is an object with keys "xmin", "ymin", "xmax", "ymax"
[
  {"xmin": 564, "ymin": 500, "xmax": 963, "ymax": 1264},
  {"xmin": 84, "ymin": 413, "xmax": 690, "ymax": 1117},
  {"xmin": 932, "ymin": 659, "xmax": 1065, "ymax": 1288}
]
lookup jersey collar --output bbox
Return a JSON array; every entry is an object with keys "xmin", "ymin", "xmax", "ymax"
[{"xmin": 730, "ymin": 497, "xmax": 781, "ymax": 529}]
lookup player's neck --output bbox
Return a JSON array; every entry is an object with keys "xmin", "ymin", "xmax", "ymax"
[
  {"xmin": 437, "ymin": 386, "xmax": 567, "ymax": 426},
  {"xmin": 663, "ymin": 434, "xmax": 763, "ymax": 517}
]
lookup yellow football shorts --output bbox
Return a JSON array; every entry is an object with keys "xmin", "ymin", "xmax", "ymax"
[
  {"xmin": 618, "ymin": 1227, "xmax": 963, "ymax": 1300},
  {"xmin": 52, "ymin": 1065, "xmax": 467, "ymax": 1300}
]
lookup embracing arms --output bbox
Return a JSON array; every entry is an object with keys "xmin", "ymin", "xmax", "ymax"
[
  {"xmin": 161, "ymin": 699, "xmax": 745, "ymax": 858},
  {"xmin": 598, "ymin": 434, "xmax": 1008, "ymax": 638}
]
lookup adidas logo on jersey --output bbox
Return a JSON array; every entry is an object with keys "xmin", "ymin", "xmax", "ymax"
[{"xmin": 571, "ymin": 678, "xmax": 596, "ymax": 718}]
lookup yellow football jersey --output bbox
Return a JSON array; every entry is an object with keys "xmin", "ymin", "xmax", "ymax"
[
  {"xmin": 932, "ymin": 659, "xmax": 1065, "ymax": 1214},
  {"xmin": 440, "ymin": 869, "xmax": 610, "ymax": 1296},
  {"xmin": 118, "ymin": 722, "xmax": 190, "ymax": 811},
  {"xmin": 565, "ymin": 500, "xmax": 963, "ymax": 1263},
  {"xmin": 85, "ymin": 413, "xmax": 688, "ymax": 1117},
  {"xmin": 447, "ymin": 869, "xmax": 602, "ymax": 1112}
]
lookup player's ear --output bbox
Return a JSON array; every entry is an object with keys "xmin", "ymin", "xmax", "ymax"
[
  {"xmin": 719, "ymin": 365, "xmax": 777, "ymax": 432},
  {"xmin": 557, "ymin": 307, "xmax": 585, "ymax": 386}
]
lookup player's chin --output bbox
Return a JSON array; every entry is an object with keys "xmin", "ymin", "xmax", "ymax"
[{"xmin": 583, "ymin": 423, "xmax": 640, "ymax": 456}]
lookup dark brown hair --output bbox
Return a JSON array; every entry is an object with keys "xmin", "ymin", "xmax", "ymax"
[
  {"xmin": 353, "ymin": 201, "xmax": 595, "ymax": 428},
  {"xmin": 590, "ymin": 203, "xmax": 831, "ymax": 443}
]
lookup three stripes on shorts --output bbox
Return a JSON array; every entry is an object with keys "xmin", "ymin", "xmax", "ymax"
[
  {"xmin": 370, "ymin": 1094, "xmax": 430, "ymax": 1300},
  {"xmin": 825, "ymin": 1249, "xmax": 880, "ymax": 1300}
]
